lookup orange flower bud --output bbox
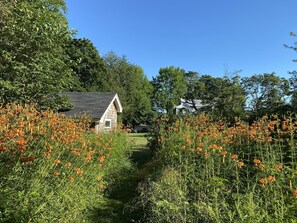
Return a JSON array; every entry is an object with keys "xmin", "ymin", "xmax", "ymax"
[
  {"xmin": 253, "ymin": 159, "xmax": 261, "ymax": 164},
  {"xmin": 221, "ymin": 151, "xmax": 228, "ymax": 156},
  {"xmin": 267, "ymin": 175, "xmax": 275, "ymax": 183},
  {"xmin": 231, "ymin": 154, "xmax": 238, "ymax": 159},
  {"xmin": 259, "ymin": 178, "xmax": 267, "ymax": 185}
]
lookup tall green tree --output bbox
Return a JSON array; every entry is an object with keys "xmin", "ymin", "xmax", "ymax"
[
  {"xmin": 65, "ymin": 38, "xmax": 111, "ymax": 92},
  {"xmin": 198, "ymin": 74, "xmax": 246, "ymax": 120},
  {"xmin": 242, "ymin": 73, "xmax": 290, "ymax": 117},
  {"xmin": 103, "ymin": 52, "xmax": 153, "ymax": 126},
  {"xmin": 151, "ymin": 66, "xmax": 187, "ymax": 114},
  {"xmin": 183, "ymin": 71, "xmax": 205, "ymax": 111},
  {"xmin": 0, "ymin": 0, "xmax": 73, "ymax": 109}
]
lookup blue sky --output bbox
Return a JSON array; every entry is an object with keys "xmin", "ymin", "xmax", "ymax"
[{"xmin": 66, "ymin": 0, "xmax": 297, "ymax": 80}]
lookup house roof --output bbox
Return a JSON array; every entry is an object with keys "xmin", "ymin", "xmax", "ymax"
[
  {"xmin": 174, "ymin": 99, "xmax": 204, "ymax": 109},
  {"xmin": 60, "ymin": 92, "xmax": 123, "ymax": 119},
  {"xmin": 174, "ymin": 98, "xmax": 206, "ymax": 114}
]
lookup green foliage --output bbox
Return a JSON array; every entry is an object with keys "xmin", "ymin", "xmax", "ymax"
[
  {"xmin": 0, "ymin": 0, "xmax": 73, "ymax": 108},
  {"xmin": 199, "ymin": 74, "xmax": 246, "ymax": 120},
  {"xmin": 65, "ymin": 38, "xmax": 111, "ymax": 92},
  {"xmin": 151, "ymin": 66, "xmax": 187, "ymax": 114},
  {"xmin": 139, "ymin": 115, "xmax": 297, "ymax": 222},
  {"xmin": 138, "ymin": 168, "xmax": 191, "ymax": 223},
  {"xmin": 184, "ymin": 71, "xmax": 206, "ymax": 111},
  {"xmin": 103, "ymin": 52, "xmax": 153, "ymax": 126},
  {"xmin": 242, "ymin": 73, "xmax": 290, "ymax": 117}
]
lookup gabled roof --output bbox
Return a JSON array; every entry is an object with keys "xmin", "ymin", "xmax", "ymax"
[{"xmin": 60, "ymin": 92, "xmax": 122, "ymax": 119}]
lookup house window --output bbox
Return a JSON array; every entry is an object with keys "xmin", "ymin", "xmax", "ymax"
[{"xmin": 105, "ymin": 119, "xmax": 111, "ymax": 128}]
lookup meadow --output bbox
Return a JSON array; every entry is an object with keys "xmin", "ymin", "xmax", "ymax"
[
  {"xmin": 1, "ymin": 104, "xmax": 297, "ymax": 222},
  {"xmin": 138, "ymin": 115, "xmax": 297, "ymax": 223}
]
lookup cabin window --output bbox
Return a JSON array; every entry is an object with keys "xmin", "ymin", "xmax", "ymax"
[{"xmin": 105, "ymin": 119, "xmax": 111, "ymax": 128}]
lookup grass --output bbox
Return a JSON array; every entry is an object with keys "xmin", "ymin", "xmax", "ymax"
[{"xmin": 87, "ymin": 133, "xmax": 155, "ymax": 223}]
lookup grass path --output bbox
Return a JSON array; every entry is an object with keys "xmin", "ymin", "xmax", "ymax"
[{"xmin": 88, "ymin": 133, "xmax": 156, "ymax": 223}]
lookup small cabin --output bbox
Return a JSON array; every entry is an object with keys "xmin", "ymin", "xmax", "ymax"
[{"xmin": 60, "ymin": 92, "xmax": 123, "ymax": 132}]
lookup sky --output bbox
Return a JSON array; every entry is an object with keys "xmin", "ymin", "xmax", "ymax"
[{"xmin": 65, "ymin": 0, "xmax": 297, "ymax": 80}]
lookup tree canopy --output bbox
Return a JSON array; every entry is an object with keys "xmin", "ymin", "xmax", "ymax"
[
  {"xmin": 151, "ymin": 66, "xmax": 187, "ymax": 114},
  {"xmin": 0, "ymin": 0, "xmax": 73, "ymax": 109},
  {"xmin": 103, "ymin": 52, "xmax": 153, "ymax": 126},
  {"xmin": 242, "ymin": 73, "xmax": 290, "ymax": 117},
  {"xmin": 65, "ymin": 38, "xmax": 110, "ymax": 92}
]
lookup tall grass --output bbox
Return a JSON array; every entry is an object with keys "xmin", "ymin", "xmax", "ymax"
[
  {"xmin": 139, "ymin": 115, "xmax": 297, "ymax": 222},
  {"xmin": 0, "ymin": 104, "xmax": 133, "ymax": 222}
]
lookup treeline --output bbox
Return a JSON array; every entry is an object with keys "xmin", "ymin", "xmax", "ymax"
[
  {"xmin": 151, "ymin": 68, "xmax": 295, "ymax": 120},
  {"xmin": 1, "ymin": 0, "xmax": 297, "ymax": 126}
]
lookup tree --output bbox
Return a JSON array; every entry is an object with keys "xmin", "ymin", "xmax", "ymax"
[
  {"xmin": 151, "ymin": 66, "xmax": 187, "ymax": 114},
  {"xmin": 0, "ymin": 0, "xmax": 73, "ymax": 109},
  {"xmin": 242, "ymin": 73, "xmax": 290, "ymax": 117},
  {"xmin": 183, "ymin": 71, "xmax": 205, "ymax": 112},
  {"xmin": 198, "ymin": 74, "xmax": 246, "ymax": 120},
  {"xmin": 65, "ymin": 38, "xmax": 110, "ymax": 92},
  {"xmin": 103, "ymin": 52, "xmax": 153, "ymax": 126}
]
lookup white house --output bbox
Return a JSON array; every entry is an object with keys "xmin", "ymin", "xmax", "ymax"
[{"xmin": 174, "ymin": 98, "xmax": 206, "ymax": 115}]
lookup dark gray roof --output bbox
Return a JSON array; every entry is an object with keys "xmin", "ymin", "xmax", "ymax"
[{"xmin": 60, "ymin": 92, "xmax": 118, "ymax": 119}]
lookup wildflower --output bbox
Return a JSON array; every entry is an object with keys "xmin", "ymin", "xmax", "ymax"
[
  {"xmin": 181, "ymin": 145, "xmax": 186, "ymax": 149},
  {"xmin": 44, "ymin": 152, "xmax": 51, "ymax": 157},
  {"xmin": 54, "ymin": 159, "xmax": 61, "ymax": 165},
  {"xmin": 237, "ymin": 161, "xmax": 244, "ymax": 168},
  {"xmin": 253, "ymin": 159, "xmax": 261, "ymax": 164},
  {"xmin": 196, "ymin": 147, "xmax": 203, "ymax": 152},
  {"xmin": 98, "ymin": 155, "xmax": 105, "ymax": 163},
  {"xmin": 69, "ymin": 176, "xmax": 75, "ymax": 182},
  {"xmin": 85, "ymin": 156, "xmax": 92, "ymax": 162},
  {"xmin": 99, "ymin": 183, "xmax": 104, "ymax": 190},
  {"xmin": 275, "ymin": 164, "xmax": 283, "ymax": 170},
  {"xmin": 259, "ymin": 178, "xmax": 267, "ymax": 185},
  {"xmin": 211, "ymin": 144, "xmax": 217, "ymax": 149},
  {"xmin": 0, "ymin": 146, "xmax": 8, "ymax": 152},
  {"xmin": 258, "ymin": 163, "xmax": 265, "ymax": 169},
  {"xmin": 65, "ymin": 162, "xmax": 72, "ymax": 169},
  {"xmin": 231, "ymin": 154, "xmax": 238, "ymax": 159},
  {"xmin": 53, "ymin": 171, "xmax": 60, "ymax": 176},
  {"xmin": 72, "ymin": 151, "xmax": 81, "ymax": 156},
  {"xmin": 204, "ymin": 153, "xmax": 210, "ymax": 158},
  {"xmin": 221, "ymin": 151, "xmax": 228, "ymax": 156},
  {"xmin": 267, "ymin": 175, "xmax": 276, "ymax": 183},
  {"xmin": 74, "ymin": 167, "xmax": 84, "ymax": 175},
  {"xmin": 217, "ymin": 146, "xmax": 223, "ymax": 151},
  {"xmin": 292, "ymin": 189, "xmax": 297, "ymax": 198}
]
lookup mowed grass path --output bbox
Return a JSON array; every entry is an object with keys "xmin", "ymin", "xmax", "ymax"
[{"xmin": 88, "ymin": 133, "xmax": 156, "ymax": 223}]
